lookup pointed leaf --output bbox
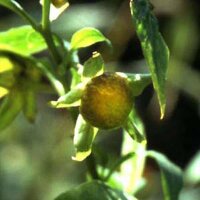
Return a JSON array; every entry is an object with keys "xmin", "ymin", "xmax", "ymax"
[
  {"xmin": 0, "ymin": 89, "xmax": 23, "ymax": 131},
  {"xmin": 147, "ymin": 150, "xmax": 183, "ymax": 200},
  {"xmin": 70, "ymin": 27, "xmax": 110, "ymax": 50},
  {"xmin": 51, "ymin": 83, "xmax": 84, "ymax": 108},
  {"xmin": 50, "ymin": 0, "xmax": 69, "ymax": 21},
  {"xmin": 0, "ymin": 26, "xmax": 47, "ymax": 56},
  {"xmin": 125, "ymin": 73, "xmax": 152, "ymax": 96},
  {"xmin": 72, "ymin": 115, "xmax": 98, "ymax": 161},
  {"xmin": 82, "ymin": 52, "xmax": 104, "ymax": 81},
  {"xmin": 130, "ymin": 0, "xmax": 169, "ymax": 118},
  {"xmin": 123, "ymin": 108, "xmax": 146, "ymax": 143},
  {"xmin": 55, "ymin": 180, "xmax": 137, "ymax": 200},
  {"xmin": 40, "ymin": 0, "xmax": 69, "ymax": 21}
]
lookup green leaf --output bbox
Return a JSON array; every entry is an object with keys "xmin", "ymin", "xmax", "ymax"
[
  {"xmin": 130, "ymin": 0, "xmax": 169, "ymax": 119},
  {"xmin": 0, "ymin": 87, "xmax": 9, "ymax": 99},
  {"xmin": 70, "ymin": 68, "xmax": 81, "ymax": 89},
  {"xmin": 126, "ymin": 73, "xmax": 152, "ymax": 96},
  {"xmin": 82, "ymin": 52, "xmax": 104, "ymax": 81},
  {"xmin": 147, "ymin": 150, "xmax": 183, "ymax": 200},
  {"xmin": 22, "ymin": 89, "xmax": 37, "ymax": 123},
  {"xmin": 0, "ymin": 26, "xmax": 47, "ymax": 56},
  {"xmin": 0, "ymin": 89, "xmax": 23, "ymax": 131},
  {"xmin": 123, "ymin": 108, "xmax": 146, "ymax": 143},
  {"xmin": 55, "ymin": 180, "xmax": 137, "ymax": 200},
  {"xmin": 50, "ymin": 83, "xmax": 84, "ymax": 108},
  {"xmin": 70, "ymin": 27, "xmax": 110, "ymax": 50},
  {"xmin": 0, "ymin": 54, "xmax": 15, "ymax": 73},
  {"xmin": 72, "ymin": 115, "xmax": 98, "ymax": 161}
]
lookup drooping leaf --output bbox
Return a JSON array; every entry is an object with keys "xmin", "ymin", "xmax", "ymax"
[
  {"xmin": 50, "ymin": 83, "xmax": 84, "ymax": 108},
  {"xmin": 0, "ymin": 26, "xmax": 47, "ymax": 56},
  {"xmin": 70, "ymin": 27, "xmax": 110, "ymax": 50},
  {"xmin": 82, "ymin": 52, "xmax": 104, "ymax": 81},
  {"xmin": 123, "ymin": 108, "xmax": 146, "ymax": 143},
  {"xmin": 22, "ymin": 89, "xmax": 37, "ymax": 123},
  {"xmin": 0, "ymin": 89, "xmax": 23, "ymax": 131},
  {"xmin": 130, "ymin": 0, "xmax": 169, "ymax": 118},
  {"xmin": 147, "ymin": 150, "xmax": 183, "ymax": 200},
  {"xmin": 55, "ymin": 180, "xmax": 137, "ymax": 200},
  {"xmin": 72, "ymin": 114, "xmax": 98, "ymax": 161}
]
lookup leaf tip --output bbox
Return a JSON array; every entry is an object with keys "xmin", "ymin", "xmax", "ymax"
[{"xmin": 72, "ymin": 150, "xmax": 91, "ymax": 162}]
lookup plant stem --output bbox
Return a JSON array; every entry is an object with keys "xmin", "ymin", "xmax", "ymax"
[
  {"xmin": 120, "ymin": 133, "xmax": 146, "ymax": 193},
  {"xmin": 41, "ymin": 0, "xmax": 61, "ymax": 64},
  {"xmin": 86, "ymin": 153, "xmax": 99, "ymax": 180}
]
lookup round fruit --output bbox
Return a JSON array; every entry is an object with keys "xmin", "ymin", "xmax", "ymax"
[
  {"xmin": 80, "ymin": 72, "xmax": 133, "ymax": 129},
  {"xmin": 51, "ymin": 0, "xmax": 67, "ymax": 8}
]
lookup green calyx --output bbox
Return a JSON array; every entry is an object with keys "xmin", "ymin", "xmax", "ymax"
[{"xmin": 80, "ymin": 72, "xmax": 133, "ymax": 129}]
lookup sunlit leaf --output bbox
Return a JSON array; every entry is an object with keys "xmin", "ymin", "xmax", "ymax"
[
  {"xmin": 147, "ymin": 150, "xmax": 183, "ymax": 200},
  {"xmin": 70, "ymin": 27, "xmax": 110, "ymax": 50},
  {"xmin": 0, "ymin": 26, "xmax": 47, "ymax": 56},
  {"xmin": 0, "ymin": 54, "xmax": 14, "ymax": 73},
  {"xmin": 0, "ymin": 87, "xmax": 9, "ymax": 99},
  {"xmin": 72, "ymin": 115, "xmax": 98, "ymax": 161},
  {"xmin": 130, "ymin": 0, "xmax": 169, "ymax": 118},
  {"xmin": 82, "ymin": 52, "xmax": 104, "ymax": 81},
  {"xmin": 55, "ymin": 180, "xmax": 137, "ymax": 200},
  {"xmin": 0, "ymin": 89, "xmax": 23, "ymax": 131}
]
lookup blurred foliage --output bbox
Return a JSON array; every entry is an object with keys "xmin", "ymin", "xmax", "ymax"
[{"xmin": 0, "ymin": 0, "xmax": 200, "ymax": 200}]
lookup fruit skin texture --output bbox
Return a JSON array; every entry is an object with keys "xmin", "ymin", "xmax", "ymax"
[{"xmin": 80, "ymin": 73, "xmax": 133, "ymax": 129}]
